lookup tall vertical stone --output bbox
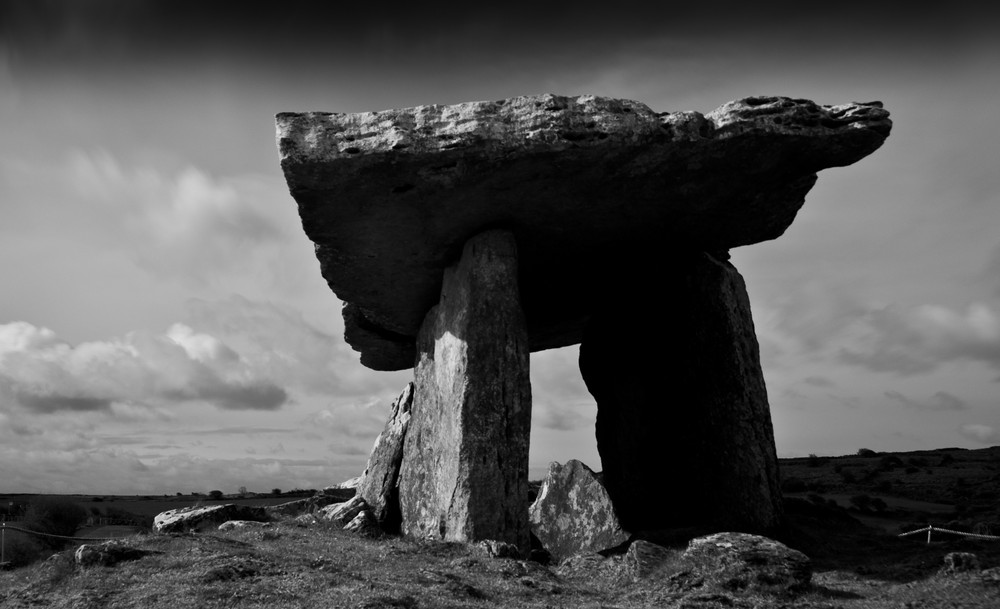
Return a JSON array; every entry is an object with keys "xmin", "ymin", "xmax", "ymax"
[
  {"xmin": 398, "ymin": 229, "xmax": 532, "ymax": 552},
  {"xmin": 579, "ymin": 251, "xmax": 782, "ymax": 534}
]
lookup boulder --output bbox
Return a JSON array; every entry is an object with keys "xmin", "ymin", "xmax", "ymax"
[
  {"xmin": 398, "ymin": 230, "xmax": 532, "ymax": 553},
  {"xmin": 682, "ymin": 532, "xmax": 811, "ymax": 593},
  {"xmin": 344, "ymin": 509, "xmax": 381, "ymax": 537},
  {"xmin": 528, "ymin": 459, "xmax": 629, "ymax": 563},
  {"xmin": 475, "ymin": 539, "xmax": 521, "ymax": 559},
  {"xmin": 579, "ymin": 251, "xmax": 782, "ymax": 533},
  {"xmin": 264, "ymin": 493, "xmax": 345, "ymax": 518},
  {"xmin": 277, "ymin": 94, "xmax": 891, "ymax": 370},
  {"xmin": 153, "ymin": 504, "xmax": 268, "ymax": 533},
  {"xmin": 75, "ymin": 541, "xmax": 150, "ymax": 567},
  {"xmin": 941, "ymin": 552, "xmax": 980, "ymax": 574},
  {"xmin": 625, "ymin": 540, "xmax": 677, "ymax": 580},
  {"xmin": 319, "ymin": 495, "xmax": 369, "ymax": 526},
  {"xmin": 328, "ymin": 475, "xmax": 363, "ymax": 490},
  {"xmin": 356, "ymin": 382, "xmax": 414, "ymax": 531}
]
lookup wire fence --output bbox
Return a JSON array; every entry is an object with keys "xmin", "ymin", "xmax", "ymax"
[
  {"xmin": 1, "ymin": 522, "xmax": 139, "ymax": 567},
  {"xmin": 898, "ymin": 524, "xmax": 1000, "ymax": 543}
]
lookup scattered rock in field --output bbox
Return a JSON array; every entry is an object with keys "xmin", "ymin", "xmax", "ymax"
[
  {"xmin": 529, "ymin": 459, "xmax": 629, "ymax": 563},
  {"xmin": 265, "ymin": 493, "xmax": 345, "ymax": 519},
  {"xmin": 941, "ymin": 552, "xmax": 980, "ymax": 574},
  {"xmin": 357, "ymin": 382, "xmax": 414, "ymax": 531},
  {"xmin": 554, "ymin": 552, "xmax": 626, "ymax": 582},
  {"xmin": 329, "ymin": 475, "xmax": 363, "ymax": 490},
  {"xmin": 293, "ymin": 513, "xmax": 319, "ymax": 527},
  {"xmin": 626, "ymin": 539, "xmax": 678, "ymax": 580},
  {"xmin": 981, "ymin": 566, "xmax": 1000, "ymax": 585},
  {"xmin": 75, "ymin": 541, "xmax": 151, "ymax": 567},
  {"xmin": 153, "ymin": 504, "xmax": 268, "ymax": 533},
  {"xmin": 344, "ymin": 509, "xmax": 381, "ymax": 537},
  {"xmin": 682, "ymin": 532, "xmax": 811, "ymax": 593},
  {"xmin": 320, "ymin": 495, "xmax": 369, "ymax": 526},
  {"xmin": 475, "ymin": 539, "xmax": 521, "ymax": 559},
  {"xmin": 218, "ymin": 520, "xmax": 272, "ymax": 531}
]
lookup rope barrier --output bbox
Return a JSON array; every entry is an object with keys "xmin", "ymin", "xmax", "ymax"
[
  {"xmin": 1, "ymin": 523, "xmax": 137, "ymax": 542},
  {"xmin": 898, "ymin": 524, "xmax": 1000, "ymax": 543}
]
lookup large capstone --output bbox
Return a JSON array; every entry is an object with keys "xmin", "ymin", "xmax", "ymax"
[
  {"xmin": 579, "ymin": 251, "xmax": 782, "ymax": 533},
  {"xmin": 397, "ymin": 230, "xmax": 532, "ymax": 553},
  {"xmin": 277, "ymin": 94, "xmax": 891, "ymax": 370}
]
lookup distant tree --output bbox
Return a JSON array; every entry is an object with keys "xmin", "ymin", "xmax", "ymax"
[
  {"xmin": 176, "ymin": 492, "xmax": 183, "ymax": 497},
  {"xmin": 806, "ymin": 454, "xmax": 824, "ymax": 468},
  {"xmin": 208, "ymin": 490, "xmax": 224, "ymax": 500},
  {"xmin": 271, "ymin": 488, "xmax": 282, "ymax": 496},
  {"xmin": 238, "ymin": 486, "xmax": 248, "ymax": 497},
  {"xmin": 857, "ymin": 448, "xmax": 878, "ymax": 457}
]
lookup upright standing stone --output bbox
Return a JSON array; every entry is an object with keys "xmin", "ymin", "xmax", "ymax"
[
  {"xmin": 356, "ymin": 382, "xmax": 414, "ymax": 532},
  {"xmin": 580, "ymin": 251, "xmax": 782, "ymax": 533},
  {"xmin": 398, "ymin": 230, "xmax": 532, "ymax": 553}
]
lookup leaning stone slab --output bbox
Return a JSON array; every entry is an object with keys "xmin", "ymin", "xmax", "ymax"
[
  {"xmin": 528, "ymin": 459, "xmax": 629, "ymax": 563},
  {"xmin": 398, "ymin": 230, "xmax": 532, "ymax": 553},
  {"xmin": 356, "ymin": 381, "xmax": 414, "ymax": 531},
  {"xmin": 683, "ymin": 532, "xmax": 811, "ymax": 593},
  {"xmin": 153, "ymin": 504, "xmax": 268, "ymax": 533},
  {"xmin": 277, "ymin": 94, "xmax": 891, "ymax": 370}
]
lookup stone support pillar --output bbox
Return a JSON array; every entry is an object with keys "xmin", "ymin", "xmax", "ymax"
[
  {"xmin": 579, "ymin": 251, "xmax": 782, "ymax": 534},
  {"xmin": 398, "ymin": 229, "xmax": 532, "ymax": 553}
]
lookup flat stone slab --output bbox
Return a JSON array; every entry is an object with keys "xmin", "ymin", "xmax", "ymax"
[{"xmin": 277, "ymin": 94, "xmax": 891, "ymax": 370}]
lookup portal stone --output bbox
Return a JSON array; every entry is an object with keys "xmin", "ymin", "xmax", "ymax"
[
  {"xmin": 398, "ymin": 229, "xmax": 532, "ymax": 553},
  {"xmin": 579, "ymin": 251, "xmax": 782, "ymax": 533}
]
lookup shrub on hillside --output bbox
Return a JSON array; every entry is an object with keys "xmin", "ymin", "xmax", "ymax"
[
  {"xmin": 22, "ymin": 497, "xmax": 88, "ymax": 545},
  {"xmin": 1, "ymin": 530, "xmax": 46, "ymax": 567},
  {"xmin": 208, "ymin": 490, "xmax": 224, "ymax": 500},
  {"xmin": 857, "ymin": 448, "xmax": 878, "ymax": 458}
]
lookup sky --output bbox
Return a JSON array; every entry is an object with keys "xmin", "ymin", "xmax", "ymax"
[{"xmin": 1, "ymin": 1, "xmax": 999, "ymax": 495}]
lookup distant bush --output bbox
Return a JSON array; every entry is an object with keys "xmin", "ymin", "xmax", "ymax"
[
  {"xmin": 272, "ymin": 488, "xmax": 282, "ymax": 496},
  {"xmin": 208, "ymin": 490, "xmax": 224, "ymax": 500},
  {"xmin": 857, "ymin": 448, "xmax": 878, "ymax": 458},
  {"xmin": 806, "ymin": 454, "xmax": 825, "ymax": 468}
]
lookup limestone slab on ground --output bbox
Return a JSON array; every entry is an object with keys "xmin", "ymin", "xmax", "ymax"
[
  {"xmin": 528, "ymin": 459, "xmax": 629, "ymax": 563},
  {"xmin": 277, "ymin": 94, "xmax": 891, "ymax": 370},
  {"xmin": 683, "ymin": 532, "xmax": 812, "ymax": 593},
  {"xmin": 153, "ymin": 504, "xmax": 268, "ymax": 533}
]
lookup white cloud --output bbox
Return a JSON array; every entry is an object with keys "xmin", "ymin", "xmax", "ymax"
[
  {"xmin": 0, "ymin": 321, "xmax": 287, "ymax": 413},
  {"xmin": 884, "ymin": 390, "xmax": 967, "ymax": 411},
  {"xmin": 64, "ymin": 149, "xmax": 291, "ymax": 283},
  {"xmin": 840, "ymin": 302, "xmax": 1000, "ymax": 375},
  {"xmin": 958, "ymin": 423, "xmax": 999, "ymax": 444}
]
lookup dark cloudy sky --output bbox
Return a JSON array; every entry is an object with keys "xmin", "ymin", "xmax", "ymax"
[{"xmin": 1, "ymin": 1, "xmax": 998, "ymax": 494}]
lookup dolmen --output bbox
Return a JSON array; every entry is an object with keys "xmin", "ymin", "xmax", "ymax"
[{"xmin": 276, "ymin": 94, "xmax": 891, "ymax": 555}]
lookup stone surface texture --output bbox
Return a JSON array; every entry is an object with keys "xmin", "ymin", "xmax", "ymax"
[
  {"xmin": 942, "ymin": 552, "xmax": 981, "ymax": 574},
  {"xmin": 683, "ymin": 532, "xmax": 812, "ymax": 593},
  {"xmin": 579, "ymin": 251, "xmax": 782, "ymax": 533},
  {"xmin": 153, "ymin": 504, "xmax": 268, "ymax": 533},
  {"xmin": 398, "ymin": 230, "xmax": 532, "ymax": 553},
  {"xmin": 319, "ymin": 495, "xmax": 369, "ymax": 526},
  {"xmin": 75, "ymin": 542, "xmax": 150, "ymax": 567},
  {"xmin": 625, "ymin": 540, "xmax": 677, "ymax": 580},
  {"xmin": 277, "ymin": 94, "xmax": 891, "ymax": 370},
  {"xmin": 356, "ymin": 382, "xmax": 414, "ymax": 531},
  {"xmin": 528, "ymin": 459, "xmax": 629, "ymax": 563}
]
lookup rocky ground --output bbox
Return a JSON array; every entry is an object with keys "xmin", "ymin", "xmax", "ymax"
[{"xmin": 2, "ymin": 505, "xmax": 999, "ymax": 609}]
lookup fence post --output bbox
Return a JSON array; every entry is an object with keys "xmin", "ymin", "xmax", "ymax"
[
  {"xmin": 927, "ymin": 525, "xmax": 933, "ymax": 544},
  {"xmin": 2, "ymin": 522, "xmax": 5, "ymax": 565}
]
